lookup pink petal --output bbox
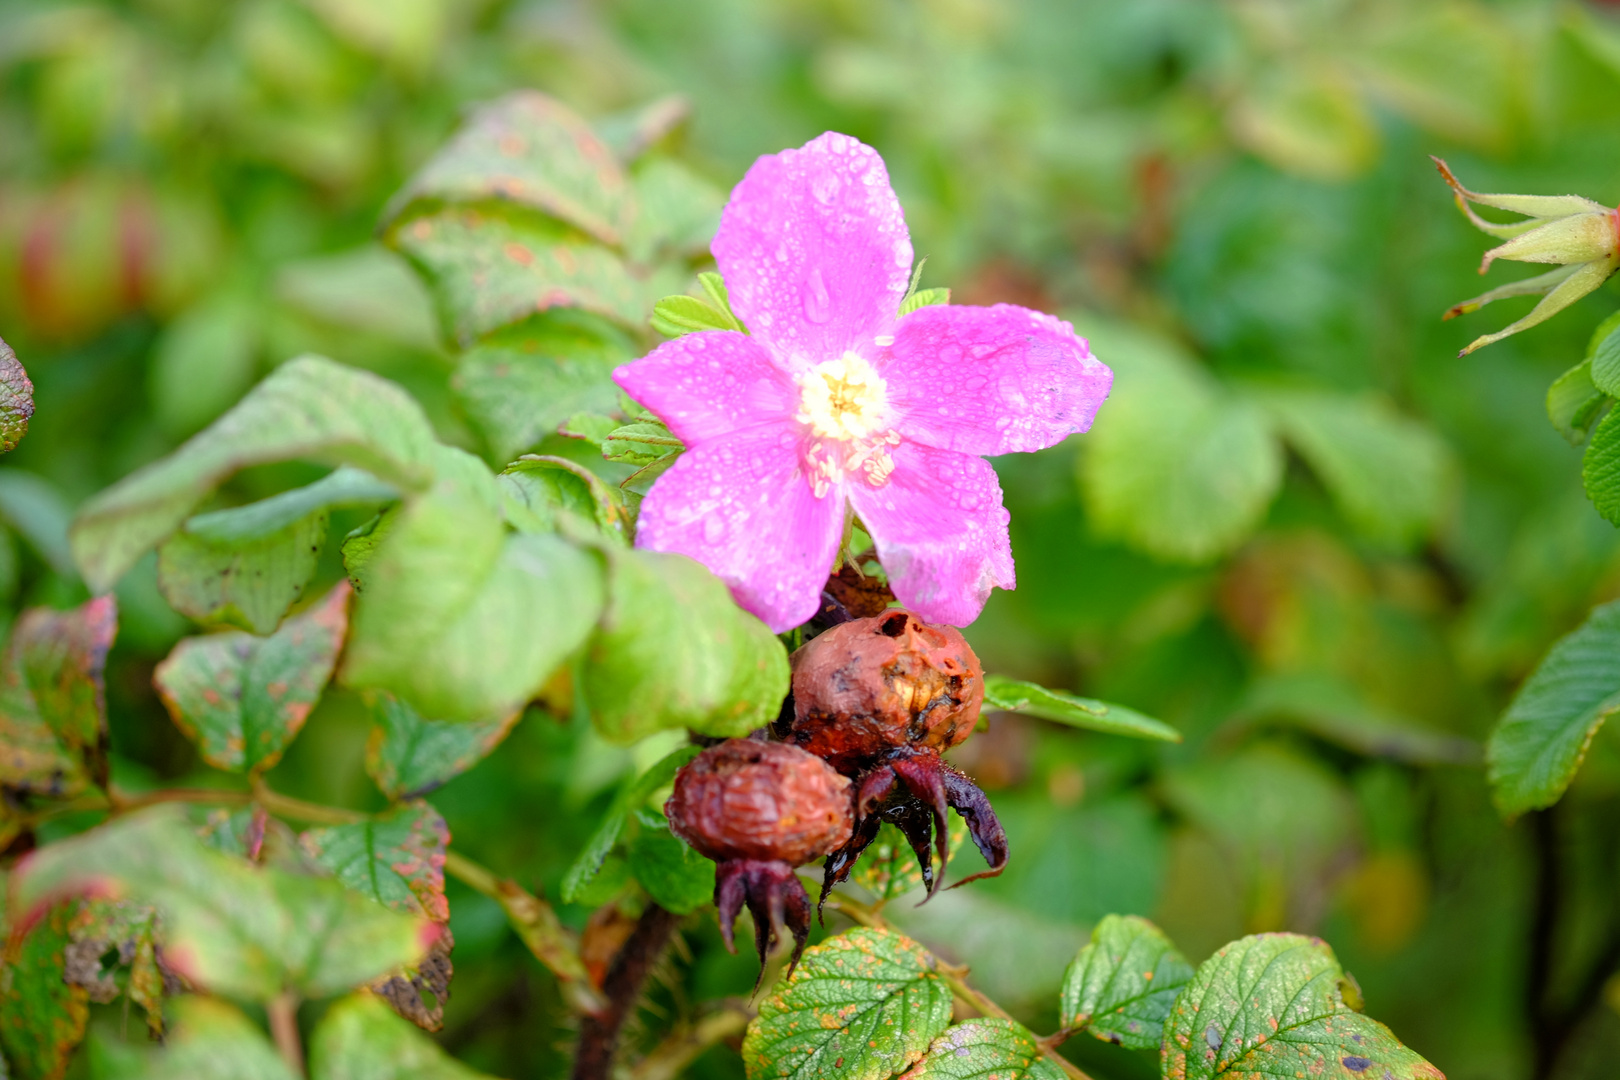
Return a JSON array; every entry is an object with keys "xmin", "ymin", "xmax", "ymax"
[
  {"xmin": 635, "ymin": 424, "xmax": 842, "ymax": 633},
  {"xmin": 884, "ymin": 304, "xmax": 1113, "ymax": 456},
  {"xmin": 713, "ymin": 132, "xmax": 913, "ymax": 366},
  {"xmin": 613, "ymin": 330, "xmax": 797, "ymax": 444},
  {"xmin": 848, "ymin": 443, "xmax": 1013, "ymax": 627}
]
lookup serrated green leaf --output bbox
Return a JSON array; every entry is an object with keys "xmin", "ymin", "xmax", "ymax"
[
  {"xmin": 1582, "ymin": 405, "xmax": 1620, "ymax": 525},
  {"xmin": 582, "ymin": 549, "xmax": 788, "ymax": 744},
  {"xmin": 983, "ymin": 675, "xmax": 1180, "ymax": 742},
  {"xmin": 498, "ymin": 455, "xmax": 629, "ymax": 544},
  {"xmin": 0, "ymin": 338, "xmax": 33, "ymax": 454},
  {"xmin": 1487, "ymin": 599, "xmax": 1620, "ymax": 818},
  {"xmin": 157, "ymin": 508, "xmax": 327, "ymax": 635},
  {"xmin": 849, "ymin": 815, "xmax": 968, "ymax": 902},
  {"xmin": 301, "ymin": 801, "xmax": 450, "ymax": 920},
  {"xmin": 560, "ymin": 412, "xmax": 620, "ymax": 447},
  {"xmin": 384, "ymin": 90, "xmax": 633, "ymax": 248},
  {"xmin": 10, "ymin": 806, "xmax": 435, "ymax": 1002},
  {"xmin": 1059, "ymin": 914, "xmax": 1191, "ymax": 1049},
  {"xmin": 69, "ymin": 356, "xmax": 438, "ymax": 594},
  {"xmin": 1079, "ymin": 328, "xmax": 1281, "ymax": 563},
  {"xmin": 1257, "ymin": 388, "xmax": 1452, "ymax": 547},
  {"xmin": 742, "ymin": 927, "xmax": 953, "ymax": 1080},
  {"xmin": 560, "ymin": 745, "xmax": 700, "ymax": 903},
  {"xmin": 88, "ymin": 996, "xmax": 296, "ymax": 1080},
  {"xmin": 453, "ymin": 313, "xmax": 632, "ymax": 463},
  {"xmin": 651, "ymin": 294, "xmax": 738, "ymax": 338},
  {"xmin": 310, "ymin": 993, "xmax": 499, "ymax": 1080},
  {"xmin": 898, "ymin": 287, "xmax": 950, "ymax": 316},
  {"xmin": 906, "ymin": 1019, "xmax": 1065, "ymax": 1080},
  {"xmin": 602, "ymin": 421, "xmax": 683, "ymax": 467},
  {"xmin": 0, "ymin": 900, "xmax": 87, "ymax": 1080},
  {"xmin": 626, "ymin": 809, "xmax": 715, "ymax": 914},
  {"xmin": 1584, "ymin": 311, "xmax": 1620, "ymax": 395},
  {"xmin": 0, "ymin": 596, "xmax": 117, "ymax": 802},
  {"xmin": 1162, "ymin": 933, "xmax": 1442, "ymax": 1080},
  {"xmin": 66, "ymin": 898, "xmax": 167, "ymax": 1036},
  {"xmin": 341, "ymin": 508, "xmax": 398, "ymax": 594},
  {"xmin": 364, "ymin": 691, "xmax": 521, "ymax": 801},
  {"xmin": 154, "ymin": 582, "xmax": 348, "ymax": 774},
  {"xmin": 185, "ymin": 468, "xmax": 399, "ymax": 544},
  {"xmin": 390, "ymin": 206, "xmax": 648, "ymax": 346},
  {"xmin": 1546, "ymin": 359, "xmax": 1607, "ymax": 446}
]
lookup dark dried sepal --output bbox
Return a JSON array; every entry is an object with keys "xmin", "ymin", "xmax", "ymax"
[{"xmin": 714, "ymin": 858, "xmax": 814, "ymax": 982}]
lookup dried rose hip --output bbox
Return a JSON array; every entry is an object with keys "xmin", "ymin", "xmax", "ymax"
[
  {"xmin": 665, "ymin": 739, "xmax": 853, "ymax": 975},
  {"xmin": 783, "ymin": 610, "xmax": 1007, "ymax": 903}
]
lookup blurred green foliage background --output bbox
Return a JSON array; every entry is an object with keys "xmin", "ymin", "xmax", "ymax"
[{"xmin": 5, "ymin": 1, "xmax": 1620, "ymax": 1077}]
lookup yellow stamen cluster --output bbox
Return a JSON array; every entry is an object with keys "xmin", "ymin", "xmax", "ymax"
[{"xmin": 796, "ymin": 353, "xmax": 900, "ymax": 497}]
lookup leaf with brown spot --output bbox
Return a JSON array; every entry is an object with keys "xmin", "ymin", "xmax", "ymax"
[
  {"xmin": 741, "ymin": 927, "xmax": 952, "ymax": 1080},
  {"xmin": 154, "ymin": 582, "xmax": 348, "ymax": 773},
  {"xmin": 0, "ymin": 596, "xmax": 117, "ymax": 803},
  {"xmin": 905, "ymin": 1019, "xmax": 1066, "ymax": 1080},
  {"xmin": 1059, "ymin": 914, "xmax": 1191, "ymax": 1050},
  {"xmin": 364, "ymin": 691, "xmax": 521, "ymax": 801},
  {"xmin": 0, "ymin": 337, "xmax": 35, "ymax": 453},
  {"xmin": 1162, "ymin": 933, "xmax": 1444, "ymax": 1080},
  {"xmin": 65, "ymin": 898, "xmax": 171, "ymax": 1036},
  {"xmin": 0, "ymin": 900, "xmax": 88, "ymax": 1080}
]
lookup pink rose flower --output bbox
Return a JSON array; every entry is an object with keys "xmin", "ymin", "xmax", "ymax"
[{"xmin": 614, "ymin": 132, "xmax": 1113, "ymax": 632}]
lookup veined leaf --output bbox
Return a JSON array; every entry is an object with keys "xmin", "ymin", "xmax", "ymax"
[
  {"xmin": 0, "ymin": 336, "xmax": 34, "ymax": 453},
  {"xmin": 983, "ymin": 675, "xmax": 1180, "ymax": 742},
  {"xmin": 1547, "ymin": 360, "xmax": 1607, "ymax": 446},
  {"xmin": 1059, "ymin": 914, "xmax": 1191, "ymax": 1049},
  {"xmin": 498, "ymin": 455, "xmax": 629, "ymax": 544},
  {"xmin": 157, "ymin": 511, "xmax": 327, "ymax": 635},
  {"xmin": 184, "ymin": 467, "xmax": 398, "ymax": 543},
  {"xmin": 0, "ymin": 596, "xmax": 117, "ymax": 801},
  {"xmin": 88, "ymin": 995, "xmax": 297, "ymax": 1080},
  {"xmin": 560, "ymin": 745, "xmax": 700, "ymax": 903},
  {"xmin": 625, "ymin": 809, "xmax": 714, "ymax": 915},
  {"xmin": 301, "ymin": 801, "xmax": 450, "ymax": 921},
  {"xmin": 905, "ymin": 1019, "xmax": 1065, "ymax": 1080},
  {"xmin": 364, "ymin": 691, "xmax": 522, "ymax": 801},
  {"xmin": 1583, "ymin": 311, "xmax": 1620, "ymax": 395},
  {"xmin": 626, "ymin": 157, "xmax": 725, "ymax": 265},
  {"xmin": 651, "ymin": 294, "xmax": 739, "ymax": 338},
  {"xmin": 0, "ymin": 900, "xmax": 88, "ymax": 1080},
  {"xmin": 898, "ymin": 287, "xmax": 950, "ymax": 316}
]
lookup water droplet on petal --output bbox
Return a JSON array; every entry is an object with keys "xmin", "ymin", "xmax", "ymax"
[
  {"xmin": 704, "ymin": 514, "xmax": 726, "ymax": 545},
  {"xmin": 803, "ymin": 267, "xmax": 832, "ymax": 325}
]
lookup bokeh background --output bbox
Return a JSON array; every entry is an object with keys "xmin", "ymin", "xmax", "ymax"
[{"xmin": 4, "ymin": 1, "xmax": 1620, "ymax": 1078}]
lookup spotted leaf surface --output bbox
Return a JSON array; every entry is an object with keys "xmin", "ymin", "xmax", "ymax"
[
  {"xmin": 300, "ymin": 801, "xmax": 450, "ymax": 921},
  {"xmin": 157, "ymin": 506, "xmax": 327, "ymax": 635},
  {"xmin": 0, "ymin": 901, "xmax": 88, "ymax": 1080},
  {"xmin": 0, "ymin": 596, "xmax": 117, "ymax": 802},
  {"xmin": 66, "ymin": 898, "xmax": 168, "ymax": 1036},
  {"xmin": 906, "ymin": 1019, "xmax": 1066, "ymax": 1080},
  {"xmin": 1059, "ymin": 914, "xmax": 1192, "ymax": 1049},
  {"xmin": 741, "ymin": 927, "xmax": 952, "ymax": 1080},
  {"xmin": 154, "ymin": 582, "xmax": 349, "ymax": 773},
  {"xmin": 364, "ymin": 691, "xmax": 521, "ymax": 801},
  {"xmin": 1162, "ymin": 933, "xmax": 1444, "ymax": 1080},
  {"xmin": 0, "ymin": 336, "xmax": 34, "ymax": 453}
]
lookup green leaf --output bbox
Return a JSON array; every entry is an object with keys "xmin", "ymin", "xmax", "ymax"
[
  {"xmin": 65, "ymin": 898, "xmax": 167, "ymax": 1036},
  {"xmin": 0, "ymin": 596, "xmax": 117, "ymax": 801},
  {"xmin": 1162, "ymin": 933, "xmax": 1442, "ymax": 1080},
  {"xmin": 0, "ymin": 900, "xmax": 88, "ymax": 1080},
  {"xmin": 452, "ymin": 312, "xmax": 633, "ymax": 463},
  {"xmin": 1580, "ymin": 405, "xmax": 1620, "ymax": 524},
  {"xmin": 1584, "ymin": 311, "xmax": 1620, "ymax": 395},
  {"xmin": 0, "ymin": 469, "xmax": 76, "ymax": 577},
  {"xmin": 384, "ymin": 90, "xmax": 634, "ymax": 248},
  {"xmin": 626, "ymin": 156, "xmax": 725, "ymax": 264},
  {"xmin": 364, "ymin": 691, "xmax": 521, "ymax": 801},
  {"xmin": 626, "ymin": 809, "xmax": 715, "ymax": 914},
  {"xmin": 1257, "ymin": 388, "xmax": 1452, "ymax": 546},
  {"xmin": 153, "ymin": 582, "xmax": 349, "ymax": 774},
  {"xmin": 300, "ymin": 801, "xmax": 450, "ymax": 920},
  {"xmin": 651, "ymin": 294, "xmax": 739, "ymax": 338},
  {"xmin": 149, "ymin": 287, "xmax": 261, "ymax": 437},
  {"xmin": 1079, "ymin": 327, "xmax": 1282, "ymax": 563},
  {"xmin": 582, "ymin": 549, "xmax": 789, "ymax": 744},
  {"xmin": 70, "ymin": 356, "xmax": 438, "ymax": 594},
  {"xmin": 1058, "ymin": 914, "xmax": 1192, "ymax": 1049},
  {"xmin": 157, "ymin": 509, "xmax": 327, "ymax": 635},
  {"xmin": 602, "ymin": 420, "xmax": 683, "ymax": 467},
  {"xmin": 560, "ymin": 745, "xmax": 700, "ymax": 903},
  {"xmin": 498, "ymin": 456, "xmax": 629, "ymax": 544},
  {"xmin": 1546, "ymin": 360, "xmax": 1608, "ymax": 446},
  {"xmin": 983, "ymin": 675, "xmax": 1180, "ymax": 742},
  {"xmin": 0, "ymin": 337, "xmax": 34, "ymax": 453},
  {"xmin": 1487, "ymin": 599, "xmax": 1620, "ymax": 818},
  {"xmin": 905, "ymin": 1019, "xmax": 1065, "ymax": 1080},
  {"xmin": 898, "ymin": 287, "xmax": 950, "ymax": 316},
  {"xmin": 560, "ymin": 412, "xmax": 620, "ymax": 447},
  {"xmin": 390, "ymin": 206, "xmax": 648, "ymax": 346},
  {"xmin": 741, "ymin": 927, "xmax": 953, "ymax": 1080},
  {"xmin": 849, "ymin": 815, "xmax": 968, "ymax": 902},
  {"xmin": 184, "ymin": 467, "xmax": 399, "ymax": 543},
  {"xmin": 10, "ymin": 806, "xmax": 436, "ymax": 1002},
  {"xmin": 310, "ymin": 993, "xmax": 497, "ymax": 1080},
  {"xmin": 88, "ymin": 996, "xmax": 297, "ymax": 1080}
]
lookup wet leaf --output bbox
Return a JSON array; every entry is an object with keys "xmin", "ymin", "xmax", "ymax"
[
  {"xmin": 905, "ymin": 1019, "xmax": 1065, "ymax": 1080},
  {"xmin": 301, "ymin": 801, "xmax": 450, "ymax": 921},
  {"xmin": 157, "ymin": 509, "xmax": 327, "ymax": 635},
  {"xmin": 154, "ymin": 582, "xmax": 349, "ymax": 774},
  {"xmin": 602, "ymin": 421, "xmax": 683, "ymax": 467},
  {"xmin": 88, "ymin": 995, "xmax": 296, "ymax": 1080},
  {"xmin": 0, "ymin": 337, "xmax": 35, "ymax": 453},
  {"xmin": 11, "ymin": 806, "xmax": 436, "ymax": 1002},
  {"xmin": 626, "ymin": 809, "xmax": 714, "ymax": 915},
  {"xmin": 0, "ymin": 596, "xmax": 117, "ymax": 802},
  {"xmin": 364, "ymin": 691, "xmax": 521, "ymax": 801},
  {"xmin": 498, "ymin": 455, "xmax": 629, "ymax": 544},
  {"xmin": 741, "ymin": 927, "xmax": 952, "ymax": 1080},
  {"xmin": 983, "ymin": 675, "xmax": 1180, "ymax": 742},
  {"xmin": 309, "ymin": 992, "xmax": 499, "ymax": 1080},
  {"xmin": 1487, "ymin": 599, "xmax": 1620, "ymax": 818},
  {"xmin": 385, "ymin": 90, "xmax": 633, "ymax": 248},
  {"xmin": 70, "ymin": 356, "xmax": 438, "ymax": 594},
  {"xmin": 65, "ymin": 898, "xmax": 169, "ymax": 1036},
  {"xmin": 1059, "ymin": 914, "xmax": 1191, "ymax": 1049},
  {"xmin": 582, "ymin": 549, "xmax": 789, "ymax": 744},
  {"xmin": 560, "ymin": 746, "xmax": 700, "ymax": 903},
  {"xmin": 1161, "ymin": 933, "xmax": 1443, "ymax": 1080},
  {"xmin": 651, "ymin": 294, "xmax": 740, "ymax": 339},
  {"xmin": 849, "ymin": 815, "xmax": 968, "ymax": 902},
  {"xmin": 0, "ymin": 900, "xmax": 88, "ymax": 1080}
]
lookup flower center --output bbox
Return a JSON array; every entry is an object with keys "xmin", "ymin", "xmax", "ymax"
[{"xmin": 796, "ymin": 353, "xmax": 889, "ymax": 441}]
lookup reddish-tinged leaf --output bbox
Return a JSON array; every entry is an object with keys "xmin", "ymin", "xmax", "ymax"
[
  {"xmin": 0, "ymin": 900, "xmax": 89, "ymax": 1080},
  {"xmin": 364, "ymin": 691, "xmax": 521, "ymax": 801},
  {"xmin": 906, "ymin": 1019, "xmax": 1066, "ymax": 1080},
  {"xmin": 65, "ymin": 898, "xmax": 171, "ymax": 1036},
  {"xmin": 300, "ymin": 801, "xmax": 450, "ymax": 921},
  {"xmin": 0, "ymin": 337, "xmax": 35, "ymax": 453},
  {"xmin": 154, "ymin": 582, "xmax": 349, "ymax": 773}
]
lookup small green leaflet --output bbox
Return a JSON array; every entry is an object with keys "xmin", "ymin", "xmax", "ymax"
[
  {"xmin": 309, "ymin": 993, "xmax": 498, "ymax": 1080},
  {"xmin": 1583, "ymin": 310, "xmax": 1620, "ymax": 395},
  {"xmin": 560, "ymin": 745, "xmax": 700, "ymax": 903},
  {"xmin": 0, "ymin": 596, "xmax": 117, "ymax": 802},
  {"xmin": 1487, "ymin": 598, "xmax": 1620, "ymax": 818},
  {"xmin": 364, "ymin": 691, "xmax": 522, "ymax": 801},
  {"xmin": 898, "ymin": 287, "xmax": 950, "ymax": 317},
  {"xmin": 602, "ymin": 420, "xmax": 683, "ymax": 467},
  {"xmin": 154, "ymin": 582, "xmax": 349, "ymax": 774},
  {"xmin": 741, "ymin": 927, "xmax": 953, "ymax": 1080},
  {"xmin": 1546, "ymin": 360, "xmax": 1607, "ymax": 446},
  {"xmin": 0, "ymin": 900, "xmax": 88, "ymax": 1080},
  {"xmin": 1161, "ymin": 933, "xmax": 1443, "ymax": 1080},
  {"xmin": 1059, "ymin": 914, "xmax": 1192, "ymax": 1049},
  {"xmin": 89, "ymin": 996, "xmax": 297, "ymax": 1080},
  {"xmin": 905, "ymin": 1019, "xmax": 1065, "ymax": 1080},
  {"xmin": 626, "ymin": 809, "xmax": 715, "ymax": 914},
  {"xmin": 0, "ymin": 336, "xmax": 34, "ymax": 454},
  {"xmin": 983, "ymin": 675, "xmax": 1180, "ymax": 742},
  {"xmin": 652, "ymin": 294, "xmax": 739, "ymax": 338}
]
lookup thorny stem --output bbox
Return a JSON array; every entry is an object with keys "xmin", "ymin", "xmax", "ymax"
[
  {"xmin": 627, "ymin": 999, "xmax": 754, "ymax": 1080},
  {"xmin": 572, "ymin": 903, "xmax": 680, "ymax": 1080},
  {"xmin": 266, "ymin": 992, "xmax": 305, "ymax": 1077}
]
